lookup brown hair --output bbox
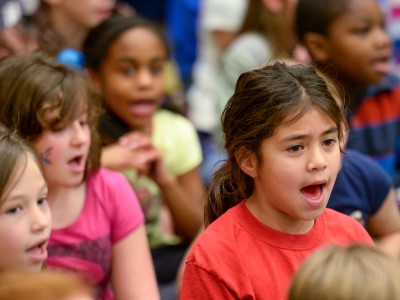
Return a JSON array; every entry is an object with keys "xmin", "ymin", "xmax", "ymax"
[
  {"xmin": 239, "ymin": 0, "xmax": 292, "ymax": 57},
  {"xmin": 0, "ymin": 52, "xmax": 102, "ymax": 172},
  {"xmin": 0, "ymin": 124, "xmax": 43, "ymax": 205},
  {"xmin": 0, "ymin": 270, "xmax": 94, "ymax": 300},
  {"xmin": 289, "ymin": 244, "xmax": 400, "ymax": 300},
  {"xmin": 205, "ymin": 61, "xmax": 346, "ymax": 226}
]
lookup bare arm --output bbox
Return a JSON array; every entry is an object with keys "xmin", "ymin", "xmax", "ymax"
[
  {"xmin": 112, "ymin": 225, "xmax": 160, "ymax": 300},
  {"xmin": 368, "ymin": 188, "xmax": 400, "ymax": 258},
  {"xmin": 158, "ymin": 167, "xmax": 205, "ymax": 241}
]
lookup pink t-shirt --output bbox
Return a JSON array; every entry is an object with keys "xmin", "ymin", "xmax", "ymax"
[{"xmin": 46, "ymin": 168, "xmax": 144, "ymax": 300}]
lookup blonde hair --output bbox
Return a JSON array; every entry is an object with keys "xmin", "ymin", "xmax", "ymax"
[
  {"xmin": 0, "ymin": 270, "xmax": 94, "ymax": 300},
  {"xmin": 288, "ymin": 244, "xmax": 400, "ymax": 300},
  {"xmin": 0, "ymin": 124, "xmax": 43, "ymax": 206}
]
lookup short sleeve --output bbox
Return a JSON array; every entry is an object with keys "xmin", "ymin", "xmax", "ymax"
[
  {"xmin": 153, "ymin": 110, "xmax": 203, "ymax": 176},
  {"xmin": 100, "ymin": 169, "xmax": 145, "ymax": 243}
]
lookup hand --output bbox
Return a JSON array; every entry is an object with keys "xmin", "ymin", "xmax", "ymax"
[
  {"xmin": 103, "ymin": 132, "xmax": 175, "ymax": 184},
  {"xmin": 101, "ymin": 132, "xmax": 157, "ymax": 175}
]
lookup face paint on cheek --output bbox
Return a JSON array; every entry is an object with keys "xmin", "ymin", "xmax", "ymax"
[{"xmin": 39, "ymin": 147, "xmax": 53, "ymax": 165}]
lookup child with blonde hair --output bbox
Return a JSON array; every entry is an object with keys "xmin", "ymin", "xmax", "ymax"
[
  {"xmin": 289, "ymin": 244, "xmax": 400, "ymax": 300},
  {"xmin": 0, "ymin": 124, "xmax": 51, "ymax": 273}
]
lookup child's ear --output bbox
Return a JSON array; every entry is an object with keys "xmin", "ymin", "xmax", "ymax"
[
  {"xmin": 303, "ymin": 32, "xmax": 330, "ymax": 62},
  {"xmin": 236, "ymin": 148, "xmax": 258, "ymax": 178}
]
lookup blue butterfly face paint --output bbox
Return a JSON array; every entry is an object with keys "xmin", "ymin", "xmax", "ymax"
[{"xmin": 39, "ymin": 147, "xmax": 53, "ymax": 165}]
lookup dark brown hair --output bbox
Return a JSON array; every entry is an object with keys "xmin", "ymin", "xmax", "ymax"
[
  {"xmin": 296, "ymin": 0, "xmax": 349, "ymax": 42},
  {"xmin": 205, "ymin": 61, "xmax": 346, "ymax": 226},
  {"xmin": 83, "ymin": 14, "xmax": 170, "ymax": 71}
]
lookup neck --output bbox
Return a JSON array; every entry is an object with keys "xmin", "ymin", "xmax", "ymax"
[
  {"xmin": 47, "ymin": 183, "xmax": 86, "ymax": 229},
  {"xmin": 48, "ymin": 9, "xmax": 87, "ymax": 50},
  {"xmin": 245, "ymin": 196, "xmax": 315, "ymax": 234}
]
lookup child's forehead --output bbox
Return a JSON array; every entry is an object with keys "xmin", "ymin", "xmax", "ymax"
[
  {"xmin": 0, "ymin": 153, "xmax": 26, "ymax": 203},
  {"xmin": 330, "ymin": 0, "xmax": 381, "ymax": 21}
]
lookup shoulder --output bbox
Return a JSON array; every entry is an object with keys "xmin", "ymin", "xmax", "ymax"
[
  {"xmin": 227, "ymin": 33, "xmax": 271, "ymax": 57},
  {"xmin": 86, "ymin": 168, "xmax": 136, "ymax": 200},
  {"xmin": 202, "ymin": 0, "xmax": 248, "ymax": 31},
  {"xmin": 341, "ymin": 150, "xmax": 391, "ymax": 183},
  {"xmin": 155, "ymin": 109, "xmax": 195, "ymax": 128},
  {"xmin": 363, "ymin": 73, "xmax": 400, "ymax": 98},
  {"xmin": 88, "ymin": 168, "xmax": 129, "ymax": 186},
  {"xmin": 154, "ymin": 109, "xmax": 198, "ymax": 139},
  {"xmin": 323, "ymin": 208, "xmax": 370, "ymax": 235},
  {"xmin": 188, "ymin": 204, "xmax": 245, "ymax": 260}
]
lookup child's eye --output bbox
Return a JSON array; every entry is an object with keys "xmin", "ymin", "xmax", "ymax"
[
  {"xmin": 122, "ymin": 67, "xmax": 136, "ymax": 76},
  {"xmin": 6, "ymin": 206, "xmax": 21, "ymax": 215},
  {"xmin": 52, "ymin": 123, "xmax": 67, "ymax": 133},
  {"xmin": 79, "ymin": 120, "xmax": 88, "ymax": 127},
  {"xmin": 151, "ymin": 65, "xmax": 163, "ymax": 75},
  {"xmin": 37, "ymin": 197, "xmax": 48, "ymax": 206},
  {"xmin": 354, "ymin": 26, "xmax": 370, "ymax": 35},
  {"xmin": 288, "ymin": 145, "xmax": 304, "ymax": 153},
  {"xmin": 323, "ymin": 138, "xmax": 337, "ymax": 147}
]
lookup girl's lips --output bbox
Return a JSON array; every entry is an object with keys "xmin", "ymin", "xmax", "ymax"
[
  {"xmin": 371, "ymin": 58, "xmax": 391, "ymax": 75},
  {"xmin": 26, "ymin": 240, "xmax": 48, "ymax": 263},
  {"xmin": 300, "ymin": 183, "xmax": 326, "ymax": 207},
  {"xmin": 67, "ymin": 155, "xmax": 86, "ymax": 172},
  {"xmin": 128, "ymin": 101, "xmax": 158, "ymax": 118}
]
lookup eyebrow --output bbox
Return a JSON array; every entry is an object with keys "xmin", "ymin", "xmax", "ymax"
[{"xmin": 282, "ymin": 126, "xmax": 338, "ymax": 142}]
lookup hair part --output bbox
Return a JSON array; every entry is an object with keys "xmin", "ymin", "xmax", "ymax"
[{"xmin": 205, "ymin": 61, "xmax": 346, "ymax": 226}]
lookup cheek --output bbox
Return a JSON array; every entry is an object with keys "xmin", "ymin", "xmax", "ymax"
[
  {"xmin": 37, "ymin": 146, "xmax": 56, "ymax": 166},
  {"xmin": 0, "ymin": 225, "xmax": 22, "ymax": 253},
  {"xmin": 103, "ymin": 81, "xmax": 131, "ymax": 103},
  {"xmin": 331, "ymin": 152, "xmax": 342, "ymax": 175}
]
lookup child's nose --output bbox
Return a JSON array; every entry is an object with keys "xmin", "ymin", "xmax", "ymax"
[
  {"xmin": 137, "ymin": 69, "xmax": 153, "ymax": 87},
  {"xmin": 71, "ymin": 122, "xmax": 89, "ymax": 145},
  {"xmin": 375, "ymin": 28, "xmax": 391, "ymax": 49},
  {"xmin": 306, "ymin": 147, "xmax": 327, "ymax": 172},
  {"xmin": 31, "ymin": 205, "xmax": 51, "ymax": 232}
]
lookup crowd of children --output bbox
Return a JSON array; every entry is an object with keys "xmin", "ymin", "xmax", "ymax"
[{"xmin": 0, "ymin": 0, "xmax": 400, "ymax": 299}]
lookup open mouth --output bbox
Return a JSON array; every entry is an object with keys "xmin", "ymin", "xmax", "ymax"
[
  {"xmin": 68, "ymin": 155, "xmax": 83, "ymax": 166},
  {"xmin": 371, "ymin": 57, "xmax": 391, "ymax": 74},
  {"xmin": 300, "ymin": 183, "xmax": 324, "ymax": 200},
  {"xmin": 26, "ymin": 239, "xmax": 47, "ymax": 256}
]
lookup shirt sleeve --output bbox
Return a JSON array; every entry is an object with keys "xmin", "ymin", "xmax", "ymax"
[
  {"xmin": 181, "ymin": 263, "xmax": 237, "ymax": 299},
  {"xmin": 104, "ymin": 169, "xmax": 145, "ymax": 243}
]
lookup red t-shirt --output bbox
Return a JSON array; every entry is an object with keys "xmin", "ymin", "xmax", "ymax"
[{"xmin": 181, "ymin": 200, "xmax": 373, "ymax": 300}]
